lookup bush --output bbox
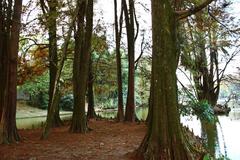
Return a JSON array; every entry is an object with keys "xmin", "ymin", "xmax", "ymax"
[
  {"xmin": 29, "ymin": 92, "xmax": 49, "ymax": 109},
  {"xmin": 59, "ymin": 94, "xmax": 74, "ymax": 111},
  {"xmin": 19, "ymin": 71, "xmax": 49, "ymax": 109},
  {"xmin": 180, "ymin": 100, "xmax": 215, "ymax": 123}
]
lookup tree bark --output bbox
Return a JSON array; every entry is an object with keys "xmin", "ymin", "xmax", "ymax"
[
  {"xmin": 51, "ymin": 90, "xmax": 63, "ymax": 127},
  {"xmin": 41, "ymin": 1, "xmax": 78, "ymax": 139},
  {"xmin": 123, "ymin": 0, "xmax": 136, "ymax": 122},
  {"xmin": 0, "ymin": 1, "xmax": 4, "ymax": 120},
  {"xmin": 0, "ymin": 0, "xmax": 22, "ymax": 144},
  {"xmin": 87, "ymin": 57, "xmax": 96, "ymax": 119},
  {"xmin": 70, "ymin": 0, "xmax": 93, "ymax": 133},
  {"xmin": 186, "ymin": 11, "xmax": 220, "ymax": 159},
  {"xmin": 47, "ymin": 0, "xmax": 63, "ymax": 127},
  {"xmin": 136, "ymin": 0, "xmax": 192, "ymax": 159},
  {"xmin": 114, "ymin": 0, "xmax": 124, "ymax": 122},
  {"xmin": 201, "ymin": 121, "xmax": 218, "ymax": 158},
  {"xmin": 41, "ymin": 0, "xmax": 63, "ymax": 140}
]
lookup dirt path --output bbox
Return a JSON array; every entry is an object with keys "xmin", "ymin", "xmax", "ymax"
[{"xmin": 0, "ymin": 120, "xmax": 146, "ymax": 160}]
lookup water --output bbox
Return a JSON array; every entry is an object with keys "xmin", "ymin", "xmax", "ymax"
[
  {"xmin": 217, "ymin": 111, "xmax": 240, "ymax": 160},
  {"xmin": 162, "ymin": 108, "xmax": 240, "ymax": 160},
  {"xmin": 16, "ymin": 113, "xmax": 72, "ymax": 129},
  {"xmin": 96, "ymin": 107, "xmax": 148, "ymax": 120}
]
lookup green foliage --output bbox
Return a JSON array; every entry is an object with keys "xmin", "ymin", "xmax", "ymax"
[
  {"xmin": 216, "ymin": 155, "xmax": 231, "ymax": 160},
  {"xmin": 203, "ymin": 154, "xmax": 212, "ymax": 160},
  {"xmin": 136, "ymin": 107, "xmax": 148, "ymax": 121},
  {"xmin": 203, "ymin": 154, "xmax": 231, "ymax": 160},
  {"xmin": 180, "ymin": 100, "xmax": 215, "ymax": 123},
  {"xmin": 19, "ymin": 71, "xmax": 49, "ymax": 109},
  {"xmin": 98, "ymin": 99, "xmax": 116, "ymax": 109},
  {"xmin": 135, "ymin": 56, "xmax": 151, "ymax": 107},
  {"xmin": 179, "ymin": 89, "xmax": 215, "ymax": 122},
  {"xmin": 59, "ymin": 94, "xmax": 74, "ymax": 111},
  {"xmin": 191, "ymin": 100, "xmax": 215, "ymax": 122},
  {"xmin": 93, "ymin": 50, "xmax": 119, "ymax": 109}
]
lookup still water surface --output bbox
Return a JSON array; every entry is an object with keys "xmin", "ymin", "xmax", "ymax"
[{"xmin": 182, "ymin": 110, "xmax": 240, "ymax": 160}]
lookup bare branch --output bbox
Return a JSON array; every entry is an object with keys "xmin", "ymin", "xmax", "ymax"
[
  {"xmin": 219, "ymin": 46, "xmax": 240, "ymax": 82},
  {"xmin": 133, "ymin": 3, "xmax": 139, "ymax": 42},
  {"xmin": 176, "ymin": 0, "xmax": 215, "ymax": 20},
  {"xmin": 135, "ymin": 33, "xmax": 145, "ymax": 70}
]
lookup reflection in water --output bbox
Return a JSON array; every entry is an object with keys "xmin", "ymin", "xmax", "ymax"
[
  {"xmin": 218, "ymin": 113, "xmax": 240, "ymax": 160},
  {"xmin": 136, "ymin": 107, "xmax": 148, "ymax": 121},
  {"xmin": 201, "ymin": 120, "xmax": 219, "ymax": 159},
  {"xmin": 97, "ymin": 110, "xmax": 117, "ymax": 119},
  {"xmin": 229, "ymin": 110, "xmax": 240, "ymax": 120},
  {"xmin": 96, "ymin": 107, "xmax": 148, "ymax": 121},
  {"xmin": 182, "ymin": 109, "xmax": 240, "ymax": 160}
]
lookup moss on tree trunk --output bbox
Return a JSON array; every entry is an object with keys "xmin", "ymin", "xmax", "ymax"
[{"xmin": 136, "ymin": 0, "xmax": 193, "ymax": 159}]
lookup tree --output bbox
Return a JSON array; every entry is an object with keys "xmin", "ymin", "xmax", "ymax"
[
  {"xmin": 17, "ymin": 45, "xmax": 48, "ymax": 85},
  {"xmin": 70, "ymin": 0, "xmax": 93, "ymax": 133},
  {"xmin": 136, "ymin": 1, "xmax": 190, "ymax": 158},
  {"xmin": 0, "ymin": 0, "xmax": 23, "ymax": 144},
  {"xmin": 180, "ymin": 1, "xmax": 236, "ymax": 107},
  {"xmin": 114, "ymin": 0, "xmax": 124, "ymax": 121},
  {"xmin": 40, "ymin": 0, "xmax": 63, "ymax": 128},
  {"xmin": 180, "ymin": 2, "xmax": 239, "ymax": 157},
  {"xmin": 41, "ymin": 2, "xmax": 79, "ymax": 139},
  {"xmin": 87, "ymin": 56, "xmax": 96, "ymax": 119},
  {"xmin": 136, "ymin": 0, "xmax": 214, "ymax": 159},
  {"xmin": 122, "ymin": 0, "xmax": 137, "ymax": 122}
]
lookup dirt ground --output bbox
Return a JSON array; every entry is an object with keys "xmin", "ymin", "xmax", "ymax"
[{"xmin": 0, "ymin": 120, "xmax": 146, "ymax": 160}]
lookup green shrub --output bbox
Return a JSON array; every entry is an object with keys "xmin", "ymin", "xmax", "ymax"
[
  {"xmin": 179, "ymin": 100, "xmax": 215, "ymax": 123},
  {"xmin": 59, "ymin": 94, "xmax": 74, "ymax": 111},
  {"xmin": 19, "ymin": 71, "xmax": 49, "ymax": 109}
]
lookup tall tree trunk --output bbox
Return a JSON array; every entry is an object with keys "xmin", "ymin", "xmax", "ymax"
[
  {"xmin": 51, "ymin": 89, "xmax": 63, "ymax": 127},
  {"xmin": 201, "ymin": 120, "xmax": 218, "ymax": 158},
  {"xmin": 70, "ymin": 0, "xmax": 93, "ymax": 133},
  {"xmin": 0, "ymin": 0, "xmax": 22, "ymax": 144},
  {"xmin": 87, "ymin": 57, "xmax": 96, "ymax": 119},
  {"xmin": 41, "ymin": 2, "xmax": 78, "ymax": 139},
  {"xmin": 47, "ymin": 0, "xmax": 63, "ymax": 127},
  {"xmin": 0, "ymin": 1, "xmax": 4, "ymax": 120},
  {"xmin": 41, "ymin": 0, "xmax": 63, "ymax": 139},
  {"xmin": 114, "ymin": 0, "xmax": 124, "ymax": 122},
  {"xmin": 136, "ymin": 0, "xmax": 192, "ymax": 159},
  {"xmin": 191, "ymin": 17, "xmax": 219, "ymax": 158},
  {"xmin": 123, "ymin": 0, "xmax": 136, "ymax": 122}
]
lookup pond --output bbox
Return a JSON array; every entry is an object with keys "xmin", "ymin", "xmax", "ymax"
[{"xmin": 182, "ymin": 109, "xmax": 240, "ymax": 160}]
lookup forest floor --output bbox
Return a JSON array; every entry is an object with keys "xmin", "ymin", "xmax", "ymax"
[{"xmin": 0, "ymin": 120, "xmax": 146, "ymax": 160}]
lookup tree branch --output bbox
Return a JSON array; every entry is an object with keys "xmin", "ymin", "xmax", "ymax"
[
  {"xmin": 135, "ymin": 33, "xmax": 146, "ymax": 70},
  {"xmin": 133, "ymin": 3, "xmax": 139, "ymax": 42},
  {"xmin": 176, "ymin": 0, "xmax": 215, "ymax": 20}
]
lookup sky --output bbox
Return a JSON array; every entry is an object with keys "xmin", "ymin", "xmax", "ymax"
[{"xmin": 94, "ymin": 0, "xmax": 152, "ymax": 56}]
